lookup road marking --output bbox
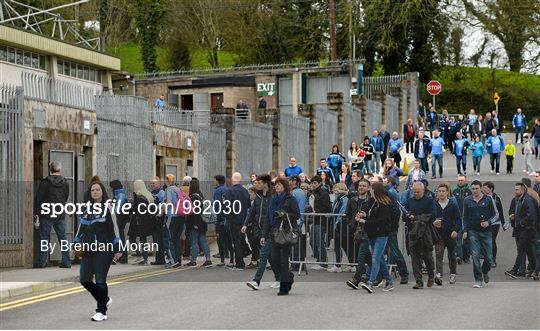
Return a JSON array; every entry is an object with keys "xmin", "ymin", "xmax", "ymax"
[{"xmin": 0, "ymin": 267, "xmax": 194, "ymax": 311}]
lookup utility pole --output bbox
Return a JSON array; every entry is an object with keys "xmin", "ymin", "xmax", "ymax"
[{"xmin": 329, "ymin": 0, "xmax": 336, "ymax": 64}]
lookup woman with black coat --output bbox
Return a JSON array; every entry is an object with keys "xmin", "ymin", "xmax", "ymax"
[
  {"xmin": 357, "ymin": 182, "xmax": 395, "ymax": 293},
  {"xmin": 186, "ymin": 178, "xmax": 212, "ymax": 267},
  {"xmin": 76, "ymin": 181, "xmax": 122, "ymax": 321},
  {"xmin": 129, "ymin": 180, "xmax": 156, "ymax": 265},
  {"xmin": 262, "ymin": 177, "xmax": 300, "ymax": 295}
]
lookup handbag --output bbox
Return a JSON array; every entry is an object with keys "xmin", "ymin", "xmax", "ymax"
[{"xmin": 272, "ymin": 214, "xmax": 297, "ymax": 247}]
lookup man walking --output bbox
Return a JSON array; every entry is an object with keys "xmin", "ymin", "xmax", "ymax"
[
  {"xmin": 512, "ymin": 108, "xmax": 527, "ymax": 144},
  {"xmin": 309, "ymin": 176, "xmax": 332, "ymax": 270},
  {"xmin": 462, "ymin": 180, "xmax": 498, "ymax": 288},
  {"xmin": 486, "ymin": 129, "xmax": 505, "ymax": 175},
  {"xmin": 404, "ymin": 182, "xmax": 437, "ymax": 289},
  {"xmin": 34, "ymin": 161, "xmax": 70, "ymax": 268},
  {"xmin": 505, "ymin": 183, "xmax": 538, "ymax": 279},
  {"xmin": 213, "ymin": 175, "xmax": 232, "ymax": 266},
  {"xmin": 453, "ymin": 175, "xmax": 472, "ymax": 264},
  {"xmin": 414, "ymin": 130, "xmax": 431, "ymax": 172},
  {"xmin": 371, "ymin": 130, "xmax": 385, "ymax": 174},
  {"xmin": 430, "ymin": 130, "xmax": 444, "ymax": 179},
  {"xmin": 379, "ymin": 125, "xmax": 391, "ymax": 164},
  {"xmin": 223, "ymin": 172, "xmax": 251, "ymax": 270}
]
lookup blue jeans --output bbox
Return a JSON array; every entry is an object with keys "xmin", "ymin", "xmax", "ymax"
[
  {"xmin": 38, "ymin": 217, "xmax": 71, "ymax": 267},
  {"xmin": 534, "ymin": 137, "xmax": 540, "ymax": 158},
  {"xmin": 353, "ymin": 239, "xmax": 372, "ymax": 282},
  {"xmin": 386, "ymin": 231, "xmax": 409, "ymax": 279},
  {"xmin": 456, "ymin": 230, "xmax": 470, "ymax": 261},
  {"xmin": 253, "ymin": 237, "xmax": 278, "ymax": 284},
  {"xmin": 190, "ymin": 228, "xmax": 210, "ymax": 262},
  {"xmin": 473, "ymin": 156, "xmax": 482, "ymax": 173},
  {"xmin": 168, "ymin": 216, "xmax": 185, "ymax": 264},
  {"xmin": 515, "ymin": 126, "xmax": 524, "ymax": 143},
  {"xmin": 363, "ymin": 159, "xmax": 373, "ymax": 173},
  {"xmin": 455, "ymin": 155, "xmax": 466, "ymax": 174},
  {"xmin": 80, "ymin": 251, "xmax": 114, "ymax": 314},
  {"xmin": 373, "ymin": 151, "xmax": 382, "ymax": 173},
  {"xmin": 368, "ymin": 236, "xmax": 392, "ymax": 284},
  {"xmin": 431, "ymin": 154, "xmax": 443, "ymax": 178},
  {"xmin": 468, "ymin": 229, "xmax": 493, "ymax": 282},
  {"xmin": 312, "ymin": 224, "xmax": 327, "ymax": 267}
]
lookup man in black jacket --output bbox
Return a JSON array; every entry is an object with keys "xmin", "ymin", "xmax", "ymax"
[
  {"xmin": 404, "ymin": 182, "xmax": 437, "ymax": 289},
  {"xmin": 242, "ymin": 175, "xmax": 272, "ymax": 269},
  {"xmin": 223, "ymin": 172, "xmax": 251, "ymax": 270},
  {"xmin": 34, "ymin": 161, "xmax": 70, "ymax": 268},
  {"xmin": 309, "ymin": 176, "xmax": 332, "ymax": 270},
  {"xmin": 414, "ymin": 130, "xmax": 431, "ymax": 172},
  {"xmin": 505, "ymin": 183, "xmax": 538, "ymax": 279}
]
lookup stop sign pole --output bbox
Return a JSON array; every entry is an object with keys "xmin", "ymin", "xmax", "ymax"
[{"xmin": 427, "ymin": 80, "xmax": 442, "ymax": 109}]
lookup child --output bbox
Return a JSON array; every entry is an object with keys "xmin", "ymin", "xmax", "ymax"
[
  {"xmin": 470, "ymin": 136, "xmax": 485, "ymax": 176},
  {"xmin": 505, "ymin": 139, "xmax": 516, "ymax": 174},
  {"xmin": 523, "ymin": 135, "xmax": 535, "ymax": 174}
]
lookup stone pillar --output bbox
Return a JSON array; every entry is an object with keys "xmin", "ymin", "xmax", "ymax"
[
  {"xmin": 353, "ymin": 95, "xmax": 367, "ymax": 138},
  {"xmin": 399, "ymin": 84, "xmax": 409, "ymax": 128},
  {"xmin": 257, "ymin": 108, "xmax": 280, "ymax": 171},
  {"xmin": 372, "ymin": 90, "xmax": 386, "ymax": 128},
  {"xmin": 327, "ymin": 92, "xmax": 344, "ymax": 151},
  {"xmin": 407, "ymin": 72, "xmax": 419, "ymax": 121},
  {"xmin": 299, "ymin": 104, "xmax": 316, "ymax": 175},
  {"xmin": 211, "ymin": 108, "xmax": 236, "ymax": 180},
  {"xmin": 292, "ymin": 72, "xmax": 302, "ymax": 116}
]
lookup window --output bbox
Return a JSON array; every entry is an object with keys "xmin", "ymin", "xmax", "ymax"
[
  {"xmin": 39, "ymin": 55, "xmax": 45, "ymax": 70},
  {"xmin": 0, "ymin": 46, "xmax": 6, "ymax": 61},
  {"xmin": 70, "ymin": 62, "xmax": 76, "ymax": 76},
  {"xmin": 89, "ymin": 69, "xmax": 95, "ymax": 82},
  {"xmin": 94, "ymin": 70, "xmax": 101, "ymax": 83},
  {"xmin": 83, "ymin": 66, "xmax": 89, "ymax": 80},
  {"xmin": 57, "ymin": 60, "xmax": 63, "ymax": 74},
  {"xmin": 31, "ymin": 53, "xmax": 40, "ymax": 69},
  {"xmin": 63, "ymin": 59, "xmax": 70, "ymax": 75},
  {"xmin": 23, "ymin": 51, "xmax": 31, "ymax": 67},
  {"xmin": 56, "ymin": 58, "xmax": 101, "ymax": 83},
  {"xmin": 7, "ymin": 47, "xmax": 15, "ymax": 63},
  {"xmin": 15, "ymin": 49, "xmax": 23, "ymax": 65}
]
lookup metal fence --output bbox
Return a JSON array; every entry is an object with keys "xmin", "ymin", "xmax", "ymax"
[
  {"xmin": 343, "ymin": 103, "xmax": 362, "ymax": 149},
  {"xmin": 0, "ymin": 84, "xmax": 24, "ymax": 244},
  {"xmin": 197, "ymin": 126, "xmax": 227, "ymax": 198},
  {"xmin": 279, "ymin": 112, "xmax": 310, "ymax": 170},
  {"xmin": 235, "ymin": 121, "xmax": 273, "ymax": 177},
  {"xmin": 151, "ymin": 109, "xmax": 211, "ymax": 129},
  {"xmin": 385, "ymin": 95, "xmax": 400, "ymax": 134},
  {"xmin": 22, "ymin": 72, "xmax": 99, "ymax": 111},
  {"xmin": 365, "ymin": 100, "xmax": 382, "ymax": 135},
  {"xmin": 289, "ymin": 213, "xmax": 397, "ymax": 276},
  {"xmin": 363, "ymin": 74, "xmax": 407, "ymax": 100},
  {"xmin": 316, "ymin": 107, "xmax": 339, "ymax": 163},
  {"xmin": 95, "ymin": 95, "xmax": 153, "ymax": 194}
]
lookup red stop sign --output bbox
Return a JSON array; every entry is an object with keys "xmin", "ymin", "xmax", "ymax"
[{"xmin": 427, "ymin": 80, "xmax": 442, "ymax": 95}]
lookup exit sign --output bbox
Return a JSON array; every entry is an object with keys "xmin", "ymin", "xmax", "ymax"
[{"xmin": 257, "ymin": 82, "xmax": 276, "ymax": 96}]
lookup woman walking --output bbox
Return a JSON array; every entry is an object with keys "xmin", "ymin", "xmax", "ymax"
[
  {"xmin": 186, "ymin": 178, "xmax": 212, "ymax": 267},
  {"xmin": 357, "ymin": 182, "xmax": 394, "ymax": 293},
  {"xmin": 470, "ymin": 136, "xmax": 485, "ymax": 176},
  {"xmin": 76, "ymin": 181, "xmax": 122, "ymax": 321},
  {"xmin": 262, "ymin": 178, "xmax": 300, "ymax": 295},
  {"xmin": 362, "ymin": 136, "xmax": 375, "ymax": 173},
  {"xmin": 327, "ymin": 145, "xmax": 346, "ymax": 183}
]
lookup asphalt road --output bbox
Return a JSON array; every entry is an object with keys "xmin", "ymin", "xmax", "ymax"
[{"xmin": 1, "ymin": 135, "xmax": 539, "ymax": 329}]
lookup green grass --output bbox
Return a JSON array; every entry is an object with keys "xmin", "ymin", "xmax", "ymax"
[{"xmin": 110, "ymin": 43, "xmax": 239, "ymax": 73}]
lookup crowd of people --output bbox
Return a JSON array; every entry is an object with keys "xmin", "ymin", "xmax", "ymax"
[{"xmin": 32, "ymin": 104, "xmax": 539, "ymax": 320}]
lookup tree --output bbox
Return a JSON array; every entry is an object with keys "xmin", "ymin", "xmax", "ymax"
[
  {"xmin": 167, "ymin": 36, "xmax": 191, "ymax": 71},
  {"xmin": 462, "ymin": 0, "xmax": 540, "ymax": 72},
  {"xmin": 133, "ymin": 0, "xmax": 165, "ymax": 72},
  {"xmin": 450, "ymin": 26, "xmax": 464, "ymax": 66}
]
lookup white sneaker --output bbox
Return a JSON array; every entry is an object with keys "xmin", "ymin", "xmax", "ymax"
[
  {"xmin": 106, "ymin": 297, "xmax": 112, "ymax": 307},
  {"xmin": 473, "ymin": 282, "xmax": 483, "ymax": 288},
  {"xmin": 269, "ymin": 281, "xmax": 280, "ymax": 289},
  {"xmin": 246, "ymin": 281, "xmax": 259, "ymax": 290},
  {"xmin": 490, "ymin": 170, "xmax": 494, "ymax": 174},
  {"xmin": 327, "ymin": 266, "xmax": 342, "ymax": 273},
  {"xmin": 477, "ymin": 172, "xmax": 480, "ymax": 176},
  {"xmin": 449, "ymin": 274, "xmax": 456, "ymax": 284},
  {"xmin": 131, "ymin": 257, "xmax": 145, "ymax": 265},
  {"xmin": 91, "ymin": 312, "xmax": 107, "ymax": 321},
  {"xmin": 496, "ymin": 172, "xmax": 500, "ymax": 176},
  {"xmin": 311, "ymin": 265, "xmax": 326, "ymax": 271}
]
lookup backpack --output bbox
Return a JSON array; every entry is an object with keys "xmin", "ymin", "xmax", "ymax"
[{"xmin": 174, "ymin": 189, "xmax": 192, "ymax": 216}]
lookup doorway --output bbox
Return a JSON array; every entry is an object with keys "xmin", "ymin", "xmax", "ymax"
[
  {"xmin": 181, "ymin": 94, "xmax": 193, "ymax": 110},
  {"xmin": 210, "ymin": 93, "xmax": 223, "ymax": 109}
]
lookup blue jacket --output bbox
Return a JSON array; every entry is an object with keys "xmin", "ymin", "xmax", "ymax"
[
  {"xmin": 284, "ymin": 165, "xmax": 303, "ymax": 177},
  {"xmin": 512, "ymin": 113, "xmax": 526, "ymax": 128},
  {"xmin": 213, "ymin": 184, "xmax": 228, "ymax": 224},
  {"xmin": 427, "ymin": 111, "xmax": 438, "ymax": 126},
  {"xmin": 327, "ymin": 153, "xmax": 346, "ymax": 169},
  {"xmin": 414, "ymin": 138, "xmax": 431, "ymax": 159},
  {"xmin": 291, "ymin": 187, "xmax": 307, "ymax": 225},
  {"xmin": 470, "ymin": 141, "xmax": 485, "ymax": 157},
  {"xmin": 331, "ymin": 194, "xmax": 349, "ymax": 230},
  {"xmin": 435, "ymin": 199, "xmax": 462, "ymax": 236},
  {"xmin": 223, "ymin": 184, "xmax": 251, "ymax": 225},
  {"xmin": 404, "ymin": 194, "xmax": 437, "ymax": 223},
  {"xmin": 317, "ymin": 166, "xmax": 336, "ymax": 183},
  {"xmin": 486, "ymin": 135, "xmax": 505, "ymax": 154},
  {"xmin": 462, "ymin": 194, "xmax": 497, "ymax": 232},
  {"xmin": 113, "ymin": 188, "xmax": 127, "ymax": 209},
  {"xmin": 371, "ymin": 135, "xmax": 385, "ymax": 152}
]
